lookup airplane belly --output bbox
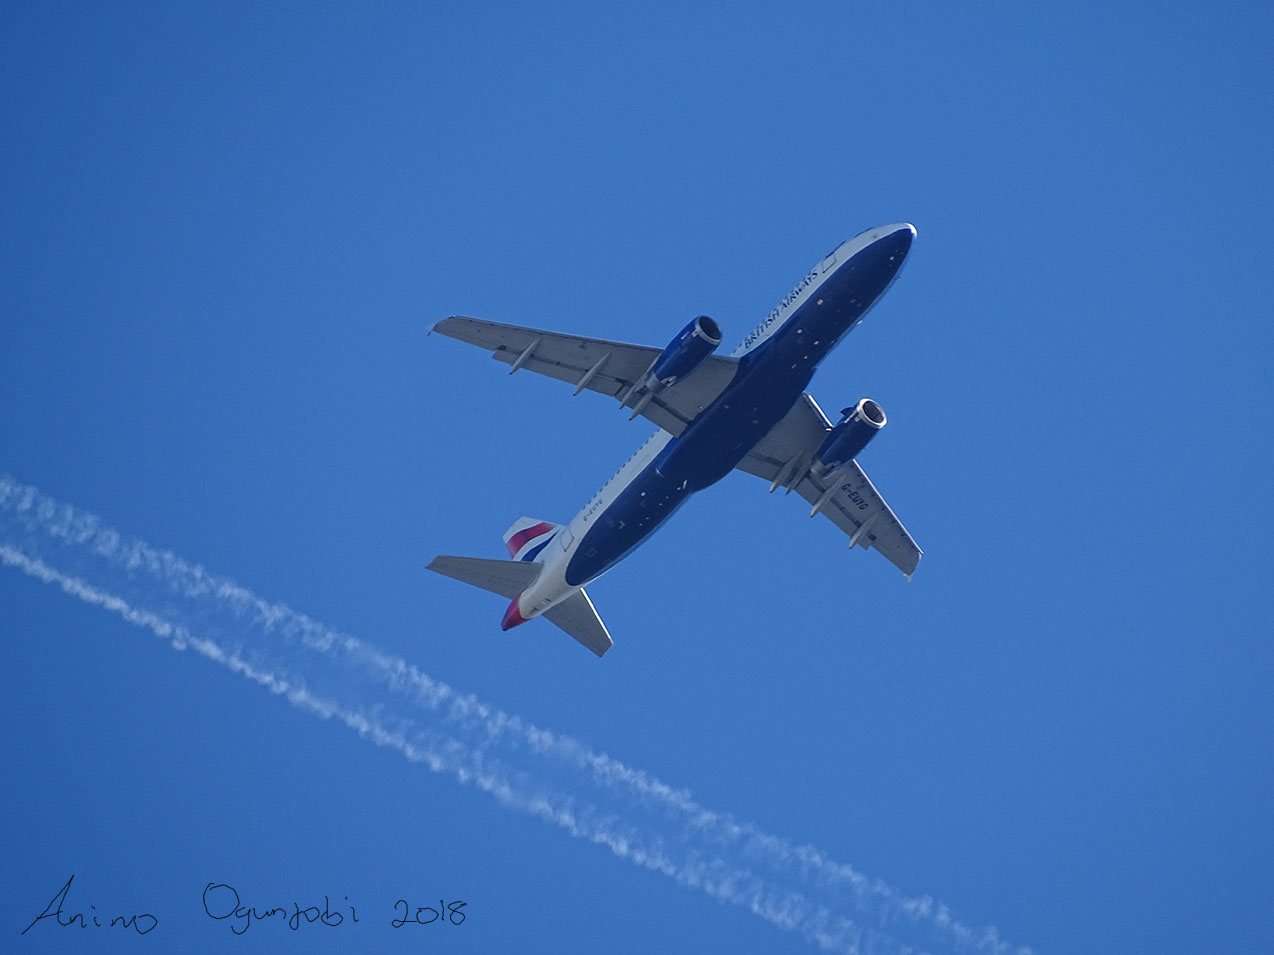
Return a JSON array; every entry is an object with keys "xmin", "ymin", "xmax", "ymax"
[
  {"xmin": 564, "ymin": 467, "xmax": 693, "ymax": 587},
  {"xmin": 654, "ymin": 358, "xmax": 813, "ymax": 491},
  {"xmin": 557, "ymin": 257, "xmax": 900, "ymax": 590}
]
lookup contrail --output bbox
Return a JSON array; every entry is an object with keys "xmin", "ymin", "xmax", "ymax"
[{"xmin": 0, "ymin": 474, "xmax": 1032, "ymax": 955}]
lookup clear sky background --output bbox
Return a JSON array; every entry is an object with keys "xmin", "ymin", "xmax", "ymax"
[{"xmin": 2, "ymin": 3, "xmax": 1271, "ymax": 953}]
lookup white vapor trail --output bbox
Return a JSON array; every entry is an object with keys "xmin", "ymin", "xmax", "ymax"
[{"xmin": 0, "ymin": 474, "xmax": 1032, "ymax": 955}]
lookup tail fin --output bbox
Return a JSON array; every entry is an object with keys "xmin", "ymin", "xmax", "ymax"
[
  {"xmin": 430, "ymin": 517, "xmax": 614, "ymax": 657},
  {"xmin": 503, "ymin": 517, "xmax": 562, "ymax": 561}
]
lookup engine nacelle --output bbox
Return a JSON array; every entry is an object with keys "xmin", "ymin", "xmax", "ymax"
[
  {"xmin": 813, "ymin": 398, "xmax": 886, "ymax": 475},
  {"xmin": 650, "ymin": 315, "xmax": 722, "ymax": 386}
]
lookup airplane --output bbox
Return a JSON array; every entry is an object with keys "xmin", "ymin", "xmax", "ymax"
[{"xmin": 428, "ymin": 223, "xmax": 921, "ymax": 656}]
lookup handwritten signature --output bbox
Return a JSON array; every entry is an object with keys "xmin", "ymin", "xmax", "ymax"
[
  {"xmin": 20, "ymin": 875, "xmax": 467, "ymax": 939},
  {"xmin": 20, "ymin": 874, "xmax": 158, "ymax": 936},
  {"xmin": 202, "ymin": 882, "xmax": 359, "ymax": 935}
]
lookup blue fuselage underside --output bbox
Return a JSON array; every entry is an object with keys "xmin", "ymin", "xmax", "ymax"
[{"xmin": 564, "ymin": 234, "xmax": 907, "ymax": 587}]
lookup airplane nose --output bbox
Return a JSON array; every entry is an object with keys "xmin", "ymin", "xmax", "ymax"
[
  {"xmin": 841, "ymin": 223, "xmax": 915, "ymax": 301},
  {"xmin": 878, "ymin": 223, "xmax": 915, "ymax": 262}
]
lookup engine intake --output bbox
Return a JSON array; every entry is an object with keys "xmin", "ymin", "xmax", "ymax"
[
  {"xmin": 650, "ymin": 315, "xmax": 721, "ymax": 386},
  {"xmin": 813, "ymin": 398, "xmax": 886, "ymax": 475}
]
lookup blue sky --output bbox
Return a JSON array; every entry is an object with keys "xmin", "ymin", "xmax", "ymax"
[{"xmin": 2, "ymin": 3, "xmax": 1271, "ymax": 953}]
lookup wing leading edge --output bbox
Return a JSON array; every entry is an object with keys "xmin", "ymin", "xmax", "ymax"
[
  {"xmin": 737, "ymin": 394, "xmax": 922, "ymax": 577},
  {"xmin": 431, "ymin": 315, "xmax": 737, "ymax": 436}
]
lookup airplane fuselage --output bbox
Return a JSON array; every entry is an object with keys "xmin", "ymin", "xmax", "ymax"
[{"xmin": 503, "ymin": 224, "xmax": 915, "ymax": 627}]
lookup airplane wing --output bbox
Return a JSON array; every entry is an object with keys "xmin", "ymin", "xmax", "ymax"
[
  {"xmin": 432, "ymin": 315, "xmax": 738, "ymax": 436},
  {"xmin": 736, "ymin": 394, "xmax": 923, "ymax": 577}
]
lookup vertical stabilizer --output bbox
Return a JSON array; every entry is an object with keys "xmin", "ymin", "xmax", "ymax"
[{"xmin": 502, "ymin": 517, "xmax": 562, "ymax": 561}]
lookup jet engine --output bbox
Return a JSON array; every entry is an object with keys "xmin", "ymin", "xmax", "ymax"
[
  {"xmin": 812, "ymin": 398, "xmax": 886, "ymax": 477},
  {"xmin": 650, "ymin": 315, "xmax": 722, "ymax": 386}
]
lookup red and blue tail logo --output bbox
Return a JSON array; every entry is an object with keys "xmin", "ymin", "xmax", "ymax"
[{"xmin": 502, "ymin": 517, "xmax": 560, "ymax": 562}]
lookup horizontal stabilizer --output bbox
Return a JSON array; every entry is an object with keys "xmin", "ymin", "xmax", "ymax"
[
  {"xmin": 426, "ymin": 556, "xmax": 541, "ymax": 599},
  {"xmin": 543, "ymin": 588, "xmax": 613, "ymax": 657}
]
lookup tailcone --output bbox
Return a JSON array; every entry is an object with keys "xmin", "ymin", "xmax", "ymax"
[{"xmin": 501, "ymin": 596, "xmax": 530, "ymax": 630}]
